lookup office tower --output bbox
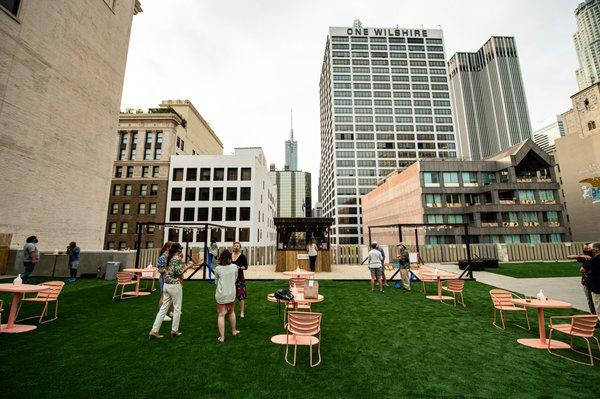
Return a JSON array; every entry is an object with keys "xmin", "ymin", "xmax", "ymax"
[
  {"xmin": 318, "ymin": 23, "xmax": 458, "ymax": 245},
  {"xmin": 0, "ymin": 0, "xmax": 141, "ymax": 250},
  {"xmin": 105, "ymin": 100, "xmax": 223, "ymax": 250},
  {"xmin": 532, "ymin": 116, "xmax": 565, "ymax": 154},
  {"xmin": 556, "ymin": 82, "xmax": 600, "ymax": 241},
  {"xmin": 165, "ymin": 148, "xmax": 277, "ymax": 246},
  {"xmin": 362, "ymin": 140, "xmax": 568, "ymax": 245},
  {"xmin": 269, "ymin": 170, "xmax": 312, "ymax": 217},
  {"xmin": 448, "ymin": 37, "xmax": 532, "ymax": 160},
  {"xmin": 285, "ymin": 110, "xmax": 298, "ymax": 170},
  {"xmin": 574, "ymin": 0, "xmax": 600, "ymax": 90}
]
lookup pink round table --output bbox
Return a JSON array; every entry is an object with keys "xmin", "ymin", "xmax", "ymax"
[
  {"xmin": 0, "ymin": 283, "xmax": 51, "ymax": 333},
  {"xmin": 422, "ymin": 271, "xmax": 457, "ymax": 302},
  {"xmin": 267, "ymin": 293, "xmax": 324, "ymax": 307},
  {"xmin": 122, "ymin": 268, "xmax": 157, "ymax": 297},
  {"xmin": 282, "ymin": 268, "xmax": 315, "ymax": 278},
  {"xmin": 512, "ymin": 298, "xmax": 572, "ymax": 349}
]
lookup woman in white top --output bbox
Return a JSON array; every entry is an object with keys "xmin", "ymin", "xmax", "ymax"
[
  {"xmin": 214, "ymin": 249, "xmax": 240, "ymax": 342},
  {"xmin": 367, "ymin": 243, "xmax": 384, "ymax": 292},
  {"xmin": 306, "ymin": 238, "xmax": 319, "ymax": 272}
]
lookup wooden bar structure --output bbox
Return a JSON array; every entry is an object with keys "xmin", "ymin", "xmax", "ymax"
[{"xmin": 274, "ymin": 218, "xmax": 334, "ymax": 272}]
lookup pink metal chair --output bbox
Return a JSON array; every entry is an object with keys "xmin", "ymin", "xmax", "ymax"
[
  {"xmin": 17, "ymin": 281, "xmax": 65, "ymax": 324},
  {"xmin": 442, "ymin": 279, "xmax": 466, "ymax": 307},
  {"xmin": 419, "ymin": 271, "xmax": 437, "ymax": 294},
  {"xmin": 112, "ymin": 272, "xmax": 137, "ymax": 300},
  {"xmin": 288, "ymin": 278, "xmax": 311, "ymax": 312},
  {"xmin": 489, "ymin": 289, "xmax": 530, "ymax": 330},
  {"xmin": 285, "ymin": 311, "xmax": 322, "ymax": 367},
  {"xmin": 548, "ymin": 314, "xmax": 600, "ymax": 366}
]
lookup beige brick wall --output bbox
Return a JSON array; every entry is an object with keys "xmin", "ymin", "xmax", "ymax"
[{"xmin": 0, "ymin": 1, "xmax": 138, "ymax": 250}]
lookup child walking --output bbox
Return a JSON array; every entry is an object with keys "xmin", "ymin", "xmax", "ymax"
[{"xmin": 214, "ymin": 249, "xmax": 240, "ymax": 342}]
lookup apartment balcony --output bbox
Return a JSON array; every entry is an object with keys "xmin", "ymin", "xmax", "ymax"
[
  {"xmin": 546, "ymin": 221, "xmax": 561, "ymax": 227},
  {"xmin": 481, "ymin": 222, "xmax": 499, "ymax": 227},
  {"xmin": 498, "ymin": 199, "xmax": 516, "ymax": 205},
  {"xmin": 522, "ymin": 221, "xmax": 540, "ymax": 227},
  {"xmin": 446, "ymin": 203, "xmax": 462, "ymax": 208},
  {"xmin": 519, "ymin": 199, "xmax": 537, "ymax": 205},
  {"xmin": 501, "ymin": 221, "xmax": 519, "ymax": 227},
  {"xmin": 540, "ymin": 200, "xmax": 556, "ymax": 205}
]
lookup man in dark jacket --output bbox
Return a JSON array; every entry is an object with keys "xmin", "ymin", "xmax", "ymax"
[{"xmin": 583, "ymin": 242, "xmax": 600, "ymax": 327}]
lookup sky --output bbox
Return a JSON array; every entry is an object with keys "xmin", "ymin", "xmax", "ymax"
[{"xmin": 121, "ymin": 0, "xmax": 583, "ymax": 200}]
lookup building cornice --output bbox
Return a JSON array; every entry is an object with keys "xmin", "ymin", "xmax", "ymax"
[{"xmin": 160, "ymin": 100, "xmax": 224, "ymax": 148}]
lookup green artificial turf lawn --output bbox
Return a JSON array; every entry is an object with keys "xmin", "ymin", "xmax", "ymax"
[
  {"xmin": 485, "ymin": 262, "xmax": 582, "ymax": 278},
  {"xmin": 1, "ymin": 278, "xmax": 598, "ymax": 399}
]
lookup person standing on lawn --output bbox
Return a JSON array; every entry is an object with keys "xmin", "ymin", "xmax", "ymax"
[
  {"xmin": 157, "ymin": 241, "xmax": 174, "ymax": 322},
  {"xmin": 214, "ymin": 249, "xmax": 240, "ymax": 342},
  {"xmin": 22, "ymin": 235, "xmax": 39, "ymax": 283},
  {"xmin": 582, "ymin": 242, "xmax": 600, "ymax": 327},
  {"xmin": 570, "ymin": 242, "xmax": 595, "ymax": 314},
  {"xmin": 231, "ymin": 241, "xmax": 248, "ymax": 318},
  {"xmin": 208, "ymin": 239, "xmax": 219, "ymax": 283},
  {"xmin": 375, "ymin": 242, "xmax": 389, "ymax": 287},
  {"xmin": 396, "ymin": 243, "xmax": 411, "ymax": 291},
  {"xmin": 149, "ymin": 243, "xmax": 194, "ymax": 339},
  {"xmin": 66, "ymin": 241, "xmax": 80, "ymax": 282},
  {"xmin": 307, "ymin": 238, "xmax": 318, "ymax": 272},
  {"xmin": 368, "ymin": 243, "xmax": 384, "ymax": 292}
]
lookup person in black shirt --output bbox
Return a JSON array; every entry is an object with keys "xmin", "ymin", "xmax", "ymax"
[
  {"xmin": 231, "ymin": 241, "xmax": 249, "ymax": 318},
  {"xmin": 570, "ymin": 243, "xmax": 595, "ymax": 314},
  {"xmin": 583, "ymin": 242, "xmax": 600, "ymax": 327}
]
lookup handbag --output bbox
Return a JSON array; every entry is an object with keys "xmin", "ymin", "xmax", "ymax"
[{"xmin": 274, "ymin": 289, "xmax": 294, "ymax": 301}]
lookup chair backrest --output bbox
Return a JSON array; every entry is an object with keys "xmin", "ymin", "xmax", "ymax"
[
  {"xmin": 289, "ymin": 277, "xmax": 306, "ymax": 292},
  {"xmin": 116, "ymin": 272, "xmax": 133, "ymax": 284},
  {"xmin": 287, "ymin": 311, "xmax": 322, "ymax": 336},
  {"xmin": 447, "ymin": 279, "xmax": 464, "ymax": 291},
  {"xmin": 570, "ymin": 315, "xmax": 598, "ymax": 337},
  {"xmin": 141, "ymin": 268, "xmax": 156, "ymax": 278},
  {"xmin": 37, "ymin": 281, "xmax": 65, "ymax": 301},
  {"xmin": 489, "ymin": 289, "xmax": 514, "ymax": 307},
  {"xmin": 419, "ymin": 272, "xmax": 436, "ymax": 281}
]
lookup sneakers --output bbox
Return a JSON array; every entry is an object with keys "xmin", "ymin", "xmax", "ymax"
[{"xmin": 164, "ymin": 315, "xmax": 172, "ymax": 321}]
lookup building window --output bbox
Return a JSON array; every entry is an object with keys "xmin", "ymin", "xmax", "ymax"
[
  {"xmin": 122, "ymin": 204, "xmax": 130, "ymax": 215},
  {"xmin": 482, "ymin": 172, "xmax": 496, "ymax": 185},
  {"xmin": 199, "ymin": 188, "xmax": 210, "ymax": 201},
  {"xmin": 423, "ymin": 172, "xmax": 439, "ymax": 187},
  {"xmin": 200, "ymin": 168, "xmax": 211, "ymax": 181},
  {"xmin": 522, "ymin": 212, "xmax": 539, "ymax": 227},
  {"xmin": 140, "ymin": 184, "xmax": 148, "ymax": 196},
  {"xmin": 149, "ymin": 203, "xmax": 157, "ymax": 215},
  {"xmin": 213, "ymin": 187, "xmax": 223, "ymax": 201},
  {"xmin": 502, "ymin": 212, "xmax": 519, "ymax": 227},
  {"xmin": 425, "ymin": 194, "xmax": 442, "ymax": 208},
  {"xmin": 239, "ymin": 228, "xmax": 250, "ymax": 242},
  {"xmin": 185, "ymin": 187, "xmax": 196, "ymax": 201},
  {"xmin": 180, "ymin": 140, "xmax": 185, "ymax": 151},
  {"xmin": 111, "ymin": 203, "xmax": 119, "ymax": 214},
  {"xmin": 442, "ymin": 172, "xmax": 459, "ymax": 187},
  {"xmin": 548, "ymin": 233, "xmax": 562, "ymax": 243},
  {"xmin": 108, "ymin": 222, "xmax": 117, "ymax": 234},
  {"xmin": 518, "ymin": 190, "xmax": 536, "ymax": 204},
  {"xmin": 544, "ymin": 211, "xmax": 560, "ymax": 226},
  {"xmin": 225, "ymin": 207, "xmax": 237, "ymax": 221},
  {"xmin": 144, "ymin": 132, "xmax": 153, "ymax": 160},
  {"xmin": 426, "ymin": 214, "xmax": 443, "ymax": 224},
  {"xmin": 226, "ymin": 187, "xmax": 237, "ymax": 201},
  {"xmin": 141, "ymin": 166, "xmax": 149, "ymax": 178},
  {"xmin": 121, "ymin": 222, "xmax": 128, "ymax": 234},
  {"xmin": 588, "ymin": 121, "xmax": 596, "ymax": 131},
  {"xmin": 214, "ymin": 168, "xmax": 224, "ymax": 180},
  {"xmin": 240, "ymin": 187, "xmax": 251, "ymax": 201},
  {"xmin": 447, "ymin": 214, "xmax": 463, "ymax": 224},
  {"xmin": 154, "ymin": 131, "xmax": 163, "ymax": 159},
  {"xmin": 241, "ymin": 168, "xmax": 252, "ymax": 181},
  {"xmin": 211, "ymin": 208, "xmax": 223, "ymax": 221},
  {"xmin": 211, "ymin": 228, "xmax": 222, "ymax": 242},
  {"xmin": 124, "ymin": 185, "xmax": 132, "ymax": 196},
  {"xmin": 129, "ymin": 133, "xmax": 138, "ymax": 160},
  {"xmin": 153, "ymin": 166, "xmax": 160, "ymax": 178},
  {"xmin": 119, "ymin": 242, "xmax": 127, "ymax": 250},
  {"xmin": 197, "ymin": 207, "xmax": 209, "ymax": 221},
  {"xmin": 224, "ymin": 227, "xmax": 236, "ymax": 242},
  {"xmin": 176, "ymin": 137, "xmax": 181, "ymax": 148},
  {"xmin": 525, "ymin": 234, "xmax": 541, "ymax": 244},
  {"xmin": 138, "ymin": 203, "xmax": 146, "ymax": 214},
  {"xmin": 126, "ymin": 166, "xmax": 134, "ymax": 178},
  {"xmin": 462, "ymin": 172, "xmax": 478, "ymax": 186},
  {"xmin": 183, "ymin": 207, "xmax": 195, "ymax": 222},
  {"xmin": 115, "ymin": 166, "xmax": 123, "ymax": 178},
  {"xmin": 539, "ymin": 190, "xmax": 555, "ymax": 204},
  {"xmin": 146, "ymin": 241, "xmax": 154, "ymax": 249},
  {"xmin": 239, "ymin": 207, "xmax": 251, "ymax": 221},
  {"xmin": 1, "ymin": 0, "xmax": 22, "ymax": 16},
  {"xmin": 171, "ymin": 188, "xmax": 182, "ymax": 201},
  {"xmin": 147, "ymin": 225, "xmax": 155, "ymax": 234},
  {"xmin": 225, "ymin": 167, "xmax": 238, "ymax": 181},
  {"xmin": 445, "ymin": 193, "xmax": 461, "ymax": 207},
  {"xmin": 173, "ymin": 168, "xmax": 184, "ymax": 181},
  {"xmin": 170, "ymin": 208, "xmax": 181, "ymax": 221},
  {"xmin": 186, "ymin": 168, "xmax": 197, "ymax": 181},
  {"xmin": 150, "ymin": 184, "xmax": 158, "ymax": 196},
  {"xmin": 504, "ymin": 235, "xmax": 521, "ymax": 244}
]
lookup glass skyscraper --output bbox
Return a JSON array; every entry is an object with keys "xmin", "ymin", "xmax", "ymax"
[
  {"xmin": 318, "ymin": 24, "xmax": 457, "ymax": 245},
  {"xmin": 574, "ymin": 0, "xmax": 600, "ymax": 90}
]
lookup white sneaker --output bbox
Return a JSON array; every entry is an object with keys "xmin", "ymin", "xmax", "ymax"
[{"xmin": 164, "ymin": 315, "xmax": 172, "ymax": 321}]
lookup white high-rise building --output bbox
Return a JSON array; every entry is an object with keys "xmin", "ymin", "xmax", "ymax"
[
  {"xmin": 532, "ymin": 116, "xmax": 565, "ymax": 154},
  {"xmin": 285, "ymin": 110, "xmax": 298, "ymax": 171},
  {"xmin": 574, "ymin": 0, "xmax": 600, "ymax": 90},
  {"xmin": 448, "ymin": 37, "xmax": 532, "ymax": 160},
  {"xmin": 318, "ymin": 23, "xmax": 458, "ymax": 245},
  {"xmin": 165, "ymin": 148, "xmax": 277, "ymax": 247}
]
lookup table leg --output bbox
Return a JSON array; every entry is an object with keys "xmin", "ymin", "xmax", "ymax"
[
  {"xmin": 437, "ymin": 276, "xmax": 442, "ymax": 299},
  {"xmin": 1, "ymin": 292, "xmax": 37, "ymax": 333},
  {"xmin": 517, "ymin": 307, "xmax": 570, "ymax": 349},
  {"xmin": 51, "ymin": 257, "xmax": 57, "ymax": 278}
]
